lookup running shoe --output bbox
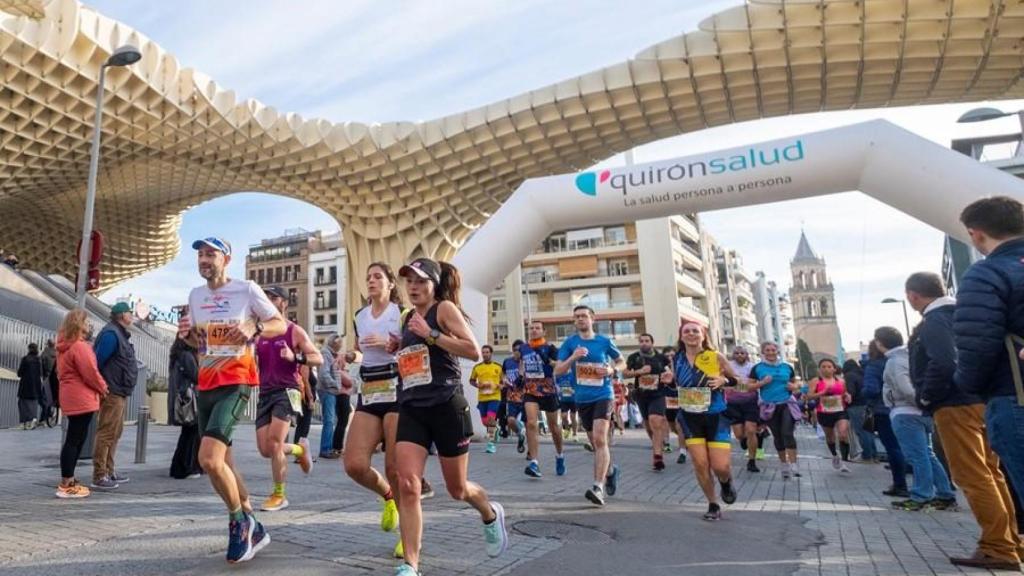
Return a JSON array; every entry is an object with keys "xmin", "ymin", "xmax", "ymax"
[
  {"xmin": 585, "ymin": 485, "xmax": 606, "ymax": 506},
  {"xmin": 393, "ymin": 538, "xmax": 404, "ymax": 559},
  {"xmin": 395, "ymin": 563, "xmax": 420, "ymax": 576},
  {"xmin": 930, "ymin": 497, "xmax": 958, "ymax": 511},
  {"xmin": 653, "ymin": 456, "xmax": 665, "ymax": 472},
  {"xmin": 756, "ymin": 448, "xmax": 766, "ymax": 460},
  {"xmin": 839, "ymin": 462, "xmax": 851, "ymax": 474},
  {"xmin": 421, "ymin": 478, "xmax": 435, "ymax": 500},
  {"xmin": 226, "ymin": 515, "xmax": 254, "ymax": 563},
  {"xmin": 676, "ymin": 452, "xmax": 687, "ymax": 464},
  {"xmin": 296, "ymin": 438, "xmax": 312, "ymax": 474},
  {"xmin": 746, "ymin": 459, "xmax": 760, "ymax": 473},
  {"xmin": 485, "ymin": 442, "xmax": 497, "ymax": 454},
  {"xmin": 525, "ymin": 461, "xmax": 542, "ymax": 478},
  {"xmin": 381, "ymin": 498, "xmax": 399, "ymax": 532},
  {"xmin": 605, "ymin": 465, "xmax": 620, "ymax": 496},
  {"xmin": 55, "ymin": 481, "xmax": 90, "ymax": 499},
  {"xmin": 781, "ymin": 467, "xmax": 792, "ymax": 481},
  {"xmin": 250, "ymin": 515, "xmax": 270, "ymax": 558},
  {"xmin": 261, "ymin": 494, "xmax": 289, "ymax": 512},
  {"xmin": 583, "ymin": 442, "xmax": 595, "ymax": 452},
  {"xmin": 91, "ymin": 476, "xmax": 119, "ymax": 490},
  {"xmin": 883, "ymin": 485, "xmax": 910, "ymax": 498},
  {"xmin": 720, "ymin": 480, "xmax": 737, "ymax": 505},
  {"xmin": 792, "ymin": 470, "xmax": 802, "ymax": 478},
  {"xmin": 110, "ymin": 472, "xmax": 130, "ymax": 483},
  {"xmin": 663, "ymin": 442, "xmax": 673, "ymax": 454},
  {"xmin": 516, "ymin": 433, "xmax": 526, "ymax": 454},
  {"xmin": 891, "ymin": 499, "xmax": 929, "ymax": 511},
  {"xmin": 703, "ymin": 503, "xmax": 722, "ymax": 521},
  {"xmin": 556, "ymin": 455, "xmax": 566, "ymax": 476},
  {"xmin": 483, "ymin": 502, "xmax": 508, "ymax": 557},
  {"xmin": 832, "ymin": 455, "xmax": 841, "ymax": 470}
]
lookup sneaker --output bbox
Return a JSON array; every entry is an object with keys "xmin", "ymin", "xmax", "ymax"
[
  {"xmin": 485, "ymin": 442, "xmax": 497, "ymax": 454},
  {"xmin": 653, "ymin": 456, "xmax": 665, "ymax": 472},
  {"xmin": 483, "ymin": 502, "xmax": 508, "ymax": 557},
  {"xmin": 296, "ymin": 438, "xmax": 312, "ymax": 474},
  {"xmin": 250, "ymin": 516, "xmax": 270, "ymax": 558},
  {"xmin": 319, "ymin": 451, "xmax": 339, "ymax": 460},
  {"xmin": 525, "ymin": 461, "xmax": 542, "ymax": 478},
  {"xmin": 781, "ymin": 468, "xmax": 792, "ymax": 481},
  {"xmin": 605, "ymin": 465, "xmax": 620, "ymax": 497},
  {"xmin": 516, "ymin": 433, "xmax": 526, "ymax": 454},
  {"xmin": 395, "ymin": 563, "xmax": 420, "ymax": 576},
  {"xmin": 839, "ymin": 462, "xmax": 851, "ymax": 474},
  {"xmin": 891, "ymin": 499, "xmax": 929, "ymax": 511},
  {"xmin": 110, "ymin": 472, "xmax": 130, "ymax": 484},
  {"xmin": 393, "ymin": 538, "xmax": 404, "ymax": 559},
  {"xmin": 420, "ymin": 478, "xmax": 435, "ymax": 500},
  {"xmin": 883, "ymin": 485, "xmax": 910, "ymax": 498},
  {"xmin": 91, "ymin": 476, "xmax": 119, "ymax": 490},
  {"xmin": 720, "ymin": 480, "xmax": 737, "ymax": 505},
  {"xmin": 186, "ymin": 472, "xmax": 202, "ymax": 479},
  {"xmin": 583, "ymin": 442, "xmax": 595, "ymax": 452},
  {"xmin": 930, "ymin": 497, "xmax": 959, "ymax": 511},
  {"xmin": 585, "ymin": 485, "xmax": 606, "ymax": 506},
  {"xmin": 676, "ymin": 452, "xmax": 687, "ymax": 464},
  {"xmin": 260, "ymin": 494, "xmax": 289, "ymax": 512},
  {"xmin": 556, "ymin": 455, "xmax": 566, "ymax": 476},
  {"xmin": 746, "ymin": 459, "xmax": 760, "ymax": 473},
  {"xmin": 381, "ymin": 498, "xmax": 399, "ymax": 532},
  {"xmin": 949, "ymin": 551, "xmax": 1022, "ymax": 571},
  {"xmin": 56, "ymin": 482, "xmax": 90, "ymax": 499},
  {"xmin": 756, "ymin": 448, "xmax": 765, "ymax": 460},
  {"xmin": 703, "ymin": 503, "xmax": 722, "ymax": 521},
  {"xmin": 832, "ymin": 455, "xmax": 841, "ymax": 470},
  {"xmin": 663, "ymin": 442, "xmax": 673, "ymax": 454},
  {"xmin": 226, "ymin": 515, "xmax": 254, "ymax": 563}
]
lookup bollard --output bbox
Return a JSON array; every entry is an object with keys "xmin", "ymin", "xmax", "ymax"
[{"xmin": 135, "ymin": 405, "xmax": 150, "ymax": 464}]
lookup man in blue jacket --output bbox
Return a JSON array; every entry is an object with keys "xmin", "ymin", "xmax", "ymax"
[
  {"xmin": 93, "ymin": 302, "xmax": 138, "ymax": 490},
  {"xmin": 954, "ymin": 197, "xmax": 1024, "ymax": 551},
  {"xmin": 908, "ymin": 272, "xmax": 1020, "ymax": 570}
]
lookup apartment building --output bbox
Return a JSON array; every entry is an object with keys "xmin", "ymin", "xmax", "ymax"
[
  {"xmin": 716, "ymin": 247, "xmax": 760, "ymax": 354},
  {"xmin": 308, "ymin": 231, "xmax": 347, "ymax": 346},
  {"xmin": 753, "ymin": 271, "xmax": 796, "ymax": 360}
]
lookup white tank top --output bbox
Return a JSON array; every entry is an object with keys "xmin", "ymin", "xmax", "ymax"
[{"xmin": 354, "ymin": 302, "xmax": 402, "ymax": 368}]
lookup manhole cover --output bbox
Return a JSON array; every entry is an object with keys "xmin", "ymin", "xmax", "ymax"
[{"xmin": 513, "ymin": 520, "xmax": 614, "ymax": 543}]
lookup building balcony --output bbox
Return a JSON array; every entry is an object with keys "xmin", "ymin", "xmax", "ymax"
[
  {"xmin": 678, "ymin": 301, "xmax": 710, "ymax": 327},
  {"xmin": 736, "ymin": 285, "xmax": 755, "ymax": 304},
  {"xmin": 675, "ymin": 268, "xmax": 706, "ymax": 297},
  {"xmin": 529, "ymin": 304, "xmax": 644, "ymax": 322},
  {"xmin": 314, "ymin": 300, "xmax": 338, "ymax": 311},
  {"xmin": 314, "ymin": 276, "xmax": 337, "ymax": 287},
  {"xmin": 523, "ymin": 273, "xmax": 641, "ymax": 291},
  {"xmin": 524, "ymin": 241, "xmax": 638, "ymax": 265},
  {"xmin": 673, "ymin": 239, "xmax": 704, "ymax": 270},
  {"xmin": 672, "ymin": 216, "xmax": 700, "ymax": 243},
  {"xmin": 738, "ymin": 307, "xmax": 757, "ymax": 325},
  {"xmin": 313, "ymin": 323, "xmax": 339, "ymax": 333}
]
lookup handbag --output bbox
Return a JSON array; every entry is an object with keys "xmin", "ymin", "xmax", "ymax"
[
  {"xmin": 861, "ymin": 405, "xmax": 875, "ymax": 433},
  {"xmin": 174, "ymin": 383, "xmax": 197, "ymax": 426}
]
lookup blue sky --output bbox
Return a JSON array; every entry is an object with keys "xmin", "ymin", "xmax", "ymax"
[{"xmin": 91, "ymin": 0, "xmax": 1024, "ymax": 350}]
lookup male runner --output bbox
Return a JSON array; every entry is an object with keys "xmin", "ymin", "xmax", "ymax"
[
  {"xmin": 662, "ymin": 346, "xmax": 686, "ymax": 464},
  {"xmin": 555, "ymin": 306, "xmax": 626, "ymax": 505},
  {"xmin": 470, "ymin": 345, "xmax": 504, "ymax": 454},
  {"xmin": 624, "ymin": 334, "xmax": 673, "ymax": 471},
  {"xmin": 521, "ymin": 321, "xmax": 565, "ymax": 477},
  {"xmin": 178, "ymin": 237, "xmax": 286, "ymax": 563},
  {"xmin": 725, "ymin": 346, "xmax": 761, "ymax": 472},
  {"xmin": 503, "ymin": 341, "xmax": 526, "ymax": 454},
  {"xmin": 557, "ymin": 371, "xmax": 578, "ymax": 442},
  {"xmin": 254, "ymin": 286, "xmax": 322, "ymax": 511}
]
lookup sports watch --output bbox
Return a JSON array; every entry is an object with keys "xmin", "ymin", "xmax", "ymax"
[{"xmin": 425, "ymin": 328, "xmax": 441, "ymax": 346}]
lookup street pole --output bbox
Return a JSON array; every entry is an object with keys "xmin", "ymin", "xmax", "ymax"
[
  {"xmin": 900, "ymin": 300, "xmax": 911, "ymax": 339},
  {"xmin": 75, "ymin": 64, "xmax": 107, "ymax": 307}
]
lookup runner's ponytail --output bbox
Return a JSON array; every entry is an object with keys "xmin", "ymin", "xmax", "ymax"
[{"xmin": 437, "ymin": 261, "xmax": 471, "ymax": 322}]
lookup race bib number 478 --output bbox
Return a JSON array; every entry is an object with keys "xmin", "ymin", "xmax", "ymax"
[{"xmin": 206, "ymin": 320, "xmax": 244, "ymax": 357}]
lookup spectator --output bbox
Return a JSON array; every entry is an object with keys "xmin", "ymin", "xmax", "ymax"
[
  {"xmin": 877, "ymin": 326, "xmax": 956, "ymax": 511},
  {"xmin": 843, "ymin": 359, "xmax": 875, "ymax": 461},
  {"xmin": 293, "ymin": 364, "xmax": 316, "ymax": 449},
  {"xmin": 3, "ymin": 253, "xmax": 19, "ymax": 269},
  {"xmin": 16, "ymin": 343, "xmax": 43, "ymax": 429},
  {"xmin": 39, "ymin": 339, "xmax": 57, "ymax": 419},
  {"xmin": 91, "ymin": 302, "xmax": 138, "ymax": 490},
  {"xmin": 56, "ymin": 309, "xmax": 108, "ymax": 498},
  {"xmin": 906, "ymin": 271, "xmax": 1021, "ymax": 570},
  {"xmin": 317, "ymin": 334, "xmax": 354, "ymax": 459},
  {"xmin": 168, "ymin": 336, "xmax": 201, "ymax": 479},
  {"xmin": 862, "ymin": 340, "xmax": 908, "ymax": 497},
  {"xmin": 954, "ymin": 196, "xmax": 1024, "ymax": 551}
]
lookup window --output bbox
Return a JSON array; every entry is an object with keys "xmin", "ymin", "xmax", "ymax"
[
  {"xmin": 594, "ymin": 320, "xmax": 612, "ymax": 335},
  {"xmin": 328, "ymin": 289, "xmax": 337, "ymax": 307},
  {"xmin": 316, "ymin": 315, "xmax": 324, "ymax": 325},
  {"xmin": 566, "ymin": 227, "xmax": 604, "ymax": 251},
  {"xmin": 248, "ymin": 270, "xmax": 256, "ymax": 281},
  {"xmin": 288, "ymin": 288, "xmax": 298, "ymax": 307},
  {"xmin": 257, "ymin": 269, "xmax": 265, "ymax": 285},
  {"xmin": 555, "ymin": 324, "xmax": 575, "ymax": 340},
  {"xmin": 491, "ymin": 323, "xmax": 509, "ymax": 344},
  {"xmin": 610, "ymin": 286, "xmax": 633, "ymax": 308},
  {"xmin": 329, "ymin": 314, "xmax": 338, "ymax": 325},
  {"xmin": 553, "ymin": 291, "xmax": 571, "ymax": 310},
  {"xmin": 572, "ymin": 288, "xmax": 608, "ymax": 310},
  {"xmin": 546, "ymin": 235, "xmax": 567, "ymax": 253},
  {"xmin": 287, "ymin": 312, "xmax": 298, "ymax": 323},
  {"xmin": 274, "ymin": 267, "xmax": 282, "ymax": 283},
  {"xmin": 608, "ymin": 259, "xmax": 629, "ymax": 277},
  {"xmin": 604, "ymin": 226, "xmax": 627, "ymax": 245},
  {"xmin": 491, "ymin": 298, "xmax": 506, "ymax": 313},
  {"xmin": 294, "ymin": 264, "xmax": 301, "ymax": 278},
  {"xmin": 315, "ymin": 290, "xmax": 325, "ymax": 309},
  {"xmin": 284, "ymin": 267, "xmax": 293, "ymax": 282},
  {"xmin": 613, "ymin": 320, "xmax": 637, "ymax": 338},
  {"xmin": 328, "ymin": 266, "xmax": 337, "ymax": 282}
]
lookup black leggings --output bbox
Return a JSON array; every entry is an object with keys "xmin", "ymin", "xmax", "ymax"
[
  {"xmin": 767, "ymin": 405, "xmax": 797, "ymax": 452},
  {"xmin": 333, "ymin": 394, "xmax": 351, "ymax": 451},
  {"xmin": 61, "ymin": 413, "xmax": 94, "ymax": 479}
]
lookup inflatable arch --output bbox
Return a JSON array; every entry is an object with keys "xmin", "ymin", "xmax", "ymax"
[{"xmin": 451, "ymin": 119, "xmax": 1024, "ymax": 434}]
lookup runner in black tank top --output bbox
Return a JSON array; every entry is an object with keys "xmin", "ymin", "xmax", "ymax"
[{"xmin": 392, "ymin": 257, "xmax": 508, "ymax": 576}]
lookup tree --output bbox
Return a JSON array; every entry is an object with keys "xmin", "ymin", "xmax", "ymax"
[{"xmin": 796, "ymin": 338, "xmax": 818, "ymax": 381}]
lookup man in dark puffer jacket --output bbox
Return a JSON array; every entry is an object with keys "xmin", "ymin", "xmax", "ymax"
[
  {"xmin": 953, "ymin": 196, "xmax": 1024, "ymax": 560},
  {"xmin": 907, "ymin": 271, "xmax": 1020, "ymax": 570}
]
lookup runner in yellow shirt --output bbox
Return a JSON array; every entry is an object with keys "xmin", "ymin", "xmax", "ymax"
[{"xmin": 470, "ymin": 346, "xmax": 504, "ymax": 454}]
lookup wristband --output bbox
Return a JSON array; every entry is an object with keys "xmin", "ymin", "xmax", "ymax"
[{"xmin": 295, "ymin": 351, "xmax": 307, "ymax": 365}]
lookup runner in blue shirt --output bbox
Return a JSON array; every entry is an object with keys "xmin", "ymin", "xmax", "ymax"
[
  {"xmin": 502, "ymin": 341, "xmax": 526, "ymax": 454},
  {"xmin": 521, "ymin": 320, "xmax": 566, "ymax": 478},
  {"xmin": 555, "ymin": 305, "xmax": 625, "ymax": 506}
]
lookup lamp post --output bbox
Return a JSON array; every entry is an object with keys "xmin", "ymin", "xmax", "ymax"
[
  {"xmin": 881, "ymin": 297, "xmax": 911, "ymax": 338},
  {"xmin": 75, "ymin": 45, "xmax": 142, "ymax": 307},
  {"xmin": 957, "ymin": 107, "xmax": 1024, "ymax": 157}
]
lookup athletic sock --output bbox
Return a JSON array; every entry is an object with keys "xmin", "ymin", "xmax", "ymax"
[
  {"xmin": 529, "ymin": 459, "xmax": 538, "ymax": 466},
  {"xmin": 827, "ymin": 442, "xmax": 837, "ymax": 456},
  {"xmin": 593, "ymin": 482, "xmax": 604, "ymax": 491},
  {"xmin": 840, "ymin": 441, "xmax": 851, "ymax": 461},
  {"xmin": 383, "ymin": 488, "xmax": 394, "ymax": 501},
  {"xmin": 273, "ymin": 482, "xmax": 286, "ymax": 497},
  {"xmin": 229, "ymin": 507, "xmax": 246, "ymax": 522},
  {"xmin": 290, "ymin": 443, "xmax": 304, "ymax": 457}
]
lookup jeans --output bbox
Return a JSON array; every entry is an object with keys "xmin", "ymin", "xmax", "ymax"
[
  {"xmin": 892, "ymin": 413, "xmax": 955, "ymax": 503},
  {"xmin": 847, "ymin": 405, "xmax": 877, "ymax": 460},
  {"xmin": 874, "ymin": 413, "xmax": 907, "ymax": 489},
  {"xmin": 318, "ymin": 390, "xmax": 337, "ymax": 455},
  {"xmin": 986, "ymin": 396, "xmax": 1024, "ymax": 512}
]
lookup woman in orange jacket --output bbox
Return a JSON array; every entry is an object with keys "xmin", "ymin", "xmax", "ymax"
[{"xmin": 55, "ymin": 309, "xmax": 108, "ymax": 498}]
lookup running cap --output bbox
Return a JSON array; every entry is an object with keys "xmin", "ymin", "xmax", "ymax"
[
  {"xmin": 191, "ymin": 237, "xmax": 232, "ymax": 256},
  {"xmin": 263, "ymin": 286, "xmax": 288, "ymax": 300},
  {"xmin": 399, "ymin": 257, "xmax": 441, "ymax": 284}
]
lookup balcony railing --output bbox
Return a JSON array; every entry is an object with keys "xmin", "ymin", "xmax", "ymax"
[
  {"xmin": 527, "ymin": 300, "xmax": 641, "ymax": 314},
  {"xmin": 314, "ymin": 276, "xmax": 337, "ymax": 287},
  {"xmin": 314, "ymin": 300, "xmax": 338, "ymax": 311},
  {"xmin": 313, "ymin": 323, "xmax": 339, "ymax": 333},
  {"xmin": 533, "ymin": 238, "xmax": 634, "ymax": 256}
]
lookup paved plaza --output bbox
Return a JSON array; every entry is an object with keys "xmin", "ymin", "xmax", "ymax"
[{"xmin": 0, "ymin": 422, "xmax": 1008, "ymax": 576}]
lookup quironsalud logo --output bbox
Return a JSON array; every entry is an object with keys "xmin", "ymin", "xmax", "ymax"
[{"xmin": 574, "ymin": 170, "xmax": 611, "ymax": 196}]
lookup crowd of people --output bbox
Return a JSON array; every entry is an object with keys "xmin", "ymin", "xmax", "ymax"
[{"xmin": 30, "ymin": 195, "xmax": 1024, "ymax": 574}]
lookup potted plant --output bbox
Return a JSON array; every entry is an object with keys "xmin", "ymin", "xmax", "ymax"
[{"xmin": 146, "ymin": 372, "xmax": 169, "ymax": 425}]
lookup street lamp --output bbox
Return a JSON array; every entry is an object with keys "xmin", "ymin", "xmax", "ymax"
[
  {"xmin": 881, "ymin": 297, "xmax": 911, "ymax": 339},
  {"xmin": 75, "ymin": 45, "xmax": 142, "ymax": 307},
  {"xmin": 957, "ymin": 107, "xmax": 1024, "ymax": 157}
]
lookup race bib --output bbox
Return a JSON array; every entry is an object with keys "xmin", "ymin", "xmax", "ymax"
[
  {"xmin": 679, "ymin": 387, "xmax": 712, "ymax": 413},
  {"xmin": 362, "ymin": 377, "xmax": 398, "ymax": 405},
  {"xmin": 576, "ymin": 362, "xmax": 606, "ymax": 387},
  {"xmin": 665, "ymin": 394, "xmax": 680, "ymax": 409},
  {"xmin": 206, "ymin": 320, "xmax": 245, "ymax": 357},
  {"xmin": 820, "ymin": 395, "xmax": 844, "ymax": 413},
  {"xmin": 286, "ymin": 388, "xmax": 303, "ymax": 415},
  {"xmin": 479, "ymin": 383, "xmax": 497, "ymax": 396},
  {"xmin": 639, "ymin": 374, "xmax": 659, "ymax": 391},
  {"xmin": 523, "ymin": 355, "xmax": 546, "ymax": 380},
  {"xmin": 560, "ymin": 385, "xmax": 575, "ymax": 398},
  {"xmin": 397, "ymin": 345, "xmax": 432, "ymax": 389}
]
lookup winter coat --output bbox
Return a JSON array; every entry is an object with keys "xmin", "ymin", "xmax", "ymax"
[
  {"xmin": 17, "ymin": 352, "xmax": 42, "ymax": 400},
  {"xmin": 882, "ymin": 347, "xmax": 917, "ymax": 411},
  {"xmin": 908, "ymin": 298, "xmax": 979, "ymax": 412},
  {"xmin": 167, "ymin": 344, "xmax": 198, "ymax": 426},
  {"xmin": 844, "ymin": 367, "xmax": 865, "ymax": 406},
  {"xmin": 954, "ymin": 237, "xmax": 1024, "ymax": 399},
  {"xmin": 56, "ymin": 336, "xmax": 107, "ymax": 416},
  {"xmin": 861, "ymin": 357, "xmax": 888, "ymax": 415}
]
